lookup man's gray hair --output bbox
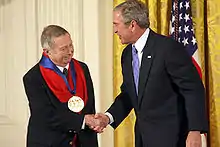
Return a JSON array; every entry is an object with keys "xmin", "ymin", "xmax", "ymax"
[
  {"xmin": 40, "ymin": 25, "xmax": 69, "ymax": 49},
  {"xmin": 114, "ymin": 0, "xmax": 150, "ymax": 28}
]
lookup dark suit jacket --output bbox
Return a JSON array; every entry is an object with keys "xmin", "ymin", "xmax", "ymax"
[
  {"xmin": 107, "ymin": 30, "xmax": 208, "ymax": 147},
  {"xmin": 23, "ymin": 61, "xmax": 98, "ymax": 147}
]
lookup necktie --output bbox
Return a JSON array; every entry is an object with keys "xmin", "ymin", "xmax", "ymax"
[
  {"xmin": 63, "ymin": 68, "xmax": 68, "ymax": 77},
  {"xmin": 132, "ymin": 45, "xmax": 139, "ymax": 94}
]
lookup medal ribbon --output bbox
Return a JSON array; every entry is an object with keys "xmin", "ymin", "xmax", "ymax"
[
  {"xmin": 39, "ymin": 53, "xmax": 88, "ymax": 105},
  {"xmin": 40, "ymin": 53, "xmax": 76, "ymax": 94}
]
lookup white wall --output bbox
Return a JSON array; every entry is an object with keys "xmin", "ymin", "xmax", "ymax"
[
  {"xmin": 83, "ymin": 1, "xmax": 114, "ymax": 146},
  {"xmin": 0, "ymin": 0, "xmax": 114, "ymax": 146}
]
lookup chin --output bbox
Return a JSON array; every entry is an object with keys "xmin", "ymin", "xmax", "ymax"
[
  {"xmin": 120, "ymin": 40, "xmax": 126, "ymax": 44},
  {"xmin": 120, "ymin": 39, "xmax": 128, "ymax": 45},
  {"xmin": 121, "ymin": 41, "xmax": 128, "ymax": 45}
]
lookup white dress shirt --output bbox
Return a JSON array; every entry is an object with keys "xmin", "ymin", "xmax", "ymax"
[
  {"xmin": 56, "ymin": 64, "xmax": 69, "ymax": 73},
  {"xmin": 133, "ymin": 28, "xmax": 150, "ymax": 66}
]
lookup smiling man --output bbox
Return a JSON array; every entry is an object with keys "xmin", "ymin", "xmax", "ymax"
[
  {"xmin": 93, "ymin": 1, "xmax": 208, "ymax": 147},
  {"xmin": 23, "ymin": 25, "xmax": 99, "ymax": 147}
]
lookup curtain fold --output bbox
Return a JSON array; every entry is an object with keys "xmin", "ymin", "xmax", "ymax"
[{"xmin": 206, "ymin": 0, "xmax": 220, "ymax": 146}]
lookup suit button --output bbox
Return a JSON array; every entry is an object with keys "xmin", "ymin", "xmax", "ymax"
[{"xmin": 69, "ymin": 141, "xmax": 73, "ymax": 145}]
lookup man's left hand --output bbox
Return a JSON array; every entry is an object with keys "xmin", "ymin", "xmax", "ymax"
[{"xmin": 186, "ymin": 131, "xmax": 201, "ymax": 147}]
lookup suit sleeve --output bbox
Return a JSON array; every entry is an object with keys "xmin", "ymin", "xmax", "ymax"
[
  {"xmin": 107, "ymin": 83, "xmax": 133, "ymax": 129},
  {"xmin": 23, "ymin": 69, "xmax": 85, "ymax": 134},
  {"xmin": 165, "ymin": 40, "xmax": 208, "ymax": 133}
]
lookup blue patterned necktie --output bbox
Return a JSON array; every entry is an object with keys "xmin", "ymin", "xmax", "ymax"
[{"xmin": 132, "ymin": 45, "xmax": 139, "ymax": 94}]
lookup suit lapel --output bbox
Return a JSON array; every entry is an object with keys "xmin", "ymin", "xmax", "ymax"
[{"xmin": 138, "ymin": 30, "xmax": 155, "ymax": 107}]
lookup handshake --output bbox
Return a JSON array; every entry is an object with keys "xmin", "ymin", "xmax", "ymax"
[{"xmin": 84, "ymin": 113, "xmax": 110, "ymax": 133}]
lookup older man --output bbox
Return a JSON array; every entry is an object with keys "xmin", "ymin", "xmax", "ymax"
[{"xmin": 23, "ymin": 25, "xmax": 98, "ymax": 147}]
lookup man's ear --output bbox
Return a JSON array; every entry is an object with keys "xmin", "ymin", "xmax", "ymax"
[
  {"xmin": 130, "ymin": 20, "xmax": 136, "ymax": 26},
  {"xmin": 130, "ymin": 20, "xmax": 137, "ymax": 31}
]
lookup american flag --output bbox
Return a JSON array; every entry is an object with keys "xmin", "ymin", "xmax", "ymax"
[
  {"xmin": 170, "ymin": 0, "xmax": 202, "ymax": 78},
  {"xmin": 170, "ymin": 0, "xmax": 207, "ymax": 146}
]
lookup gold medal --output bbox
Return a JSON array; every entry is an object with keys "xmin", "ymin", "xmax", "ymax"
[{"xmin": 68, "ymin": 96, "xmax": 84, "ymax": 112}]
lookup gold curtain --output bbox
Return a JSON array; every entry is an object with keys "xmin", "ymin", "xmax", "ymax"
[
  {"xmin": 206, "ymin": 0, "xmax": 220, "ymax": 146},
  {"xmin": 113, "ymin": 0, "xmax": 220, "ymax": 147}
]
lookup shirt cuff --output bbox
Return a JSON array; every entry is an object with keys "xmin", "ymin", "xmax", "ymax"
[
  {"xmin": 105, "ymin": 112, "xmax": 114, "ymax": 124},
  {"xmin": 81, "ymin": 118, "xmax": 85, "ymax": 129}
]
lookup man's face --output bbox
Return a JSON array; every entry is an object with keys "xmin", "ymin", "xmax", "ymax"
[
  {"xmin": 47, "ymin": 33, "xmax": 73, "ymax": 67},
  {"xmin": 113, "ymin": 11, "xmax": 133, "ymax": 44}
]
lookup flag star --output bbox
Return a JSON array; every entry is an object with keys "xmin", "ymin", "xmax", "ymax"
[
  {"xmin": 191, "ymin": 28, "xmax": 195, "ymax": 33},
  {"xmin": 173, "ymin": 2, "xmax": 176, "ymax": 11},
  {"xmin": 179, "ymin": 26, "xmax": 182, "ymax": 33},
  {"xmin": 184, "ymin": 25, "xmax": 190, "ymax": 33},
  {"xmin": 182, "ymin": 37, "xmax": 189, "ymax": 46},
  {"xmin": 179, "ymin": 13, "xmax": 183, "ymax": 20},
  {"xmin": 180, "ymin": 2, "xmax": 183, "ymax": 9},
  {"xmin": 172, "ymin": 15, "xmax": 175, "ymax": 23},
  {"xmin": 192, "ymin": 36, "xmax": 197, "ymax": 45},
  {"xmin": 184, "ymin": 13, "xmax": 190, "ymax": 22},
  {"xmin": 185, "ymin": 1, "xmax": 190, "ymax": 10},
  {"xmin": 178, "ymin": 38, "xmax": 181, "ymax": 43}
]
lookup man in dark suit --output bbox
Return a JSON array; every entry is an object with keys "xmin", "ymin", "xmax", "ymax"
[
  {"xmin": 94, "ymin": 1, "xmax": 208, "ymax": 147},
  {"xmin": 23, "ymin": 25, "xmax": 99, "ymax": 147}
]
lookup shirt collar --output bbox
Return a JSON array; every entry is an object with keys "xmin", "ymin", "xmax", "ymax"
[
  {"xmin": 133, "ymin": 28, "xmax": 150, "ymax": 53},
  {"xmin": 57, "ymin": 63, "xmax": 69, "ymax": 72}
]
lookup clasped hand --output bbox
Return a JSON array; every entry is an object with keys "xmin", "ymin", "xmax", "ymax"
[{"xmin": 85, "ymin": 113, "xmax": 109, "ymax": 133}]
